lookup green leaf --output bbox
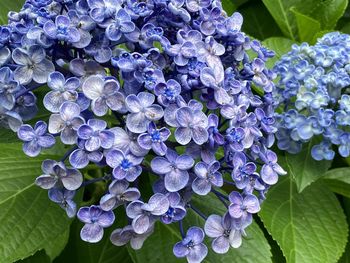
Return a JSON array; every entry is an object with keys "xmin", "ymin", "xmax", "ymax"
[
  {"xmin": 281, "ymin": 139, "xmax": 332, "ymax": 192},
  {"xmin": 0, "ymin": 143, "xmax": 72, "ymax": 262},
  {"xmin": 290, "ymin": 7, "xmax": 321, "ymax": 42},
  {"xmin": 129, "ymin": 193, "xmax": 272, "ymax": 263},
  {"xmin": 262, "ymin": 0, "xmax": 348, "ymax": 41},
  {"xmin": 0, "ymin": 129, "xmax": 18, "ymax": 143},
  {"xmin": 238, "ymin": 1, "xmax": 282, "ymax": 40},
  {"xmin": 262, "ymin": 37, "xmax": 295, "ymax": 68},
  {"xmin": 259, "ymin": 176, "xmax": 348, "ymax": 263},
  {"xmin": 0, "ymin": 0, "xmax": 23, "ymax": 24},
  {"xmin": 16, "ymin": 251, "xmax": 50, "ymax": 263},
  {"xmin": 338, "ymin": 197, "xmax": 350, "ymax": 263},
  {"xmin": 322, "ymin": 168, "xmax": 350, "ymax": 198},
  {"xmin": 54, "ymin": 219, "xmax": 133, "ymax": 263}
]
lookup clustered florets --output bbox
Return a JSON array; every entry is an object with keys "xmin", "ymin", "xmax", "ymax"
[
  {"xmin": 0, "ymin": 0, "xmax": 285, "ymax": 261},
  {"xmin": 274, "ymin": 32, "xmax": 350, "ymax": 161}
]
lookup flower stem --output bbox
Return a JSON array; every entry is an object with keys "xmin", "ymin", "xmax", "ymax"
[
  {"xmin": 179, "ymin": 220, "xmax": 185, "ymax": 239},
  {"xmin": 189, "ymin": 204, "xmax": 207, "ymax": 220}
]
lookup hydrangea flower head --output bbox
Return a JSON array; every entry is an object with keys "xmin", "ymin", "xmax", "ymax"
[
  {"xmin": 274, "ymin": 32, "xmax": 350, "ymax": 160},
  {"xmin": 0, "ymin": 0, "xmax": 284, "ymax": 261}
]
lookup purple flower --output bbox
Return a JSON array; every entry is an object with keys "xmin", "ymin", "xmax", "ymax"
[
  {"xmin": 48, "ymin": 188, "xmax": 77, "ymax": 218},
  {"xmin": 228, "ymin": 191, "xmax": 260, "ymax": 225},
  {"xmin": 44, "ymin": 71, "xmax": 80, "ymax": 113},
  {"xmin": 199, "ymin": 7, "xmax": 222, "ymax": 36},
  {"xmin": 154, "ymin": 79, "xmax": 182, "ymax": 106},
  {"xmin": 166, "ymin": 37, "xmax": 197, "ymax": 66},
  {"xmin": 173, "ymin": 227, "xmax": 208, "ymax": 263},
  {"xmin": 77, "ymin": 205, "xmax": 115, "ymax": 243},
  {"xmin": 192, "ymin": 161, "xmax": 223, "ymax": 195},
  {"xmin": 69, "ymin": 139, "xmax": 104, "ymax": 169},
  {"xmin": 0, "ymin": 67, "xmax": 20, "ymax": 110},
  {"xmin": 260, "ymin": 150, "xmax": 286, "ymax": 185},
  {"xmin": 17, "ymin": 121, "xmax": 55, "ymax": 157},
  {"xmin": 226, "ymin": 127, "xmax": 245, "ymax": 152},
  {"xmin": 161, "ymin": 192, "xmax": 186, "ymax": 224},
  {"xmin": 48, "ymin": 102, "xmax": 85, "ymax": 145},
  {"xmin": 255, "ymin": 108, "xmax": 276, "ymax": 133},
  {"xmin": 12, "ymin": 45, "xmax": 54, "ymax": 85},
  {"xmin": 77, "ymin": 119, "xmax": 114, "ymax": 151},
  {"xmin": 35, "ymin": 160, "xmax": 83, "ymax": 190},
  {"xmin": 110, "ymin": 225, "xmax": 154, "ymax": 250},
  {"xmin": 88, "ymin": 0, "xmax": 120, "ymax": 23},
  {"xmin": 100, "ymin": 180, "xmax": 140, "ymax": 211},
  {"xmin": 151, "ymin": 149, "xmax": 194, "ymax": 192},
  {"xmin": 204, "ymin": 213, "xmax": 242, "ymax": 253},
  {"xmin": 82, "ymin": 75, "xmax": 124, "ymax": 116},
  {"xmin": 185, "ymin": 0, "xmax": 211, "ymax": 12},
  {"xmin": 138, "ymin": 122, "xmax": 171, "ymax": 156},
  {"xmin": 125, "ymin": 92, "xmax": 164, "ymax": 133},
  {"xmin": 106, "ymin": 9, "xmax": 135, "ymax": 41},
  {"xmin": 109, "ymin": 127, "xmax": 148, "ymax": 157},
  {"xmin": 106, "ymin": 149, "xmax": 143, "ymax": 182},
  {"xmin": 44, "ymin": 15, "xmax": 80, "ymax": 43},
  {"xmin": 231, "ymin": 152, "xmax": 256, "ymax": 186},
  {"xmin": 126, "ymin": 193, "xmax": 169, "ymax": 234},
  {"xmin": 173, "ymin": 104, "xmax": 209, "ymax": 145},
  {"xmin": 207, "ymin": 113, "xmax": 224, "ymax": 147},
  {"xmin": 200, "ymin": 67, "xmax": 230, "ymax": 105}
]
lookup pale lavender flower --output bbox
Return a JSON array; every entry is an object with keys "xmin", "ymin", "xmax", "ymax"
[
  {"xmin": 44, "ymin": 71, "xmax": 80, "ymax": 113},
  {"xmin": 151, "ymin": 149, "xmax": 194, "ymax": 192},
  {"xmin": 17, "ymin": 121, "xmax": 55, "ymax": 157},
  {"xmin": 228, "ymin": 191, "xmax": 260, "ymax": 226},
  {"xmin": 192, "ymin": 161, "xmax": 223, "ymax": 195},
  {"xmin": 125, "ymin": 92, "xmax": 164, "ymax": 133},
  {"xmin": 110, "ymin": 225, "xmax": 154, "ymax": 250},
  {"xmin": 106, "ymin": 149, "xmax": 143, "ymax": 182},
  {"xmin": 126, "ymin": 193, "xmax": 169, "ymax": 234},
  {"xmin": 48, "ymin": 188, "xmax": 77, "ymax": 218},
  {"xmin": 100, "ymin": 180, "xmax": 140, "ymax": 211},
  {"xmin": 173, "ymin": 227, "xmax": 208, "ymax": 263},
  {"xmin": 204, "ymin": 213, "xmax": 242, "ymax": 253},
  {"xmin": 35, "ymin": 159, "xmax": 83, "ymax": 190},
  {"xmin": 82, "ymin": 75, "xmax": 125, "ymax": 116},
  {"xmin": 138, "ymin": 122, "xmax": 171, "ymax": 156},
  {"xmin": 260, "ymin": 150, "xmax": 286, "ymax": 185},
  {"xmin": 48, "ymin": 101, "xmax": 85, "ymax": 145},
  {"xmin": 77, "ymin": 119, "xmax": 114, "ymax": 151},
  {"xmin": 77, "ymin": 205, "xmax": 115, "ymax": 243}
]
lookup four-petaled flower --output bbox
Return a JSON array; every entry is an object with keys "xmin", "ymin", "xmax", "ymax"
[
  {"xmin": 106, "ymin": 149, "xmax": 143, "ymax": 182},
  {"xmin": 44, "ymin": 15, "xmax": 81, "ymax": 43},
  {"xmin": 192, "ymin": 161, "xmax": 223, "ymax": 195},
  {"xmin": 151, "ymin": 149, "xmax": 194, "ymax": 192},
  {"xmin": 35, "ymin": 159, "xmax": 83, "ymax": 190},
  {"xmin": 126, "ymin": 193, "xmax": 169, "ymax": 234},
  {"xmin": 48, "ymin": 101, "xmax": 85, "ymax": 145},
  {"xmin": 138, "ymin": 122, "xmax": 171, "ymax": 156},
  {"xmin": 173, "ymin": 227, "xmax": 208, "ymax": 263},
  {"xmin": 77, "ymin": 205, "xmax": 115, "ymax": 243},
  {"xmin": 82, "ymin": 75, "xmax": 125, "ymax": 116},
  {"xmin": 125, "ymin": 92, "xmax": 164, "ymax": 133},
  {"xmin": 17, "ymin": 121, "xmax": 55, "ymax": 157}
]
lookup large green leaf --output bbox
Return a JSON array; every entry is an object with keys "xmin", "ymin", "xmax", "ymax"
[
  {"xmin": 260, "ymin": 176, "xmax": 348, "ymax": 263},
  {"xmin": 54, "ymin": 219, "xmax": 132, "ymax": 263},
  {"xmin": 238, "ymin": 1, "xmax": 282, "ymax": 40},
  {"xmin": 280, "ymin": 139, "xmax": 332, "ymax": 192},
  {"xmin": 262, "ymin": 0, "xmax": 348, "ymax": 41},
  {"xmin": 322, "ymin": 168, "xmax": 350, "ymax": 198},
  {"xmin": 0, "ymin": 143, "xmax": 72, "ymax": 263},
  {"xmin": 129, "ymin": 193, "xmax": 272, "ymax": 263},
  {"xmin": 221, "ymin": 0, "xmax": 249, "ymax": 15},
  {"xmin": 0, "ymin": 0, "xmax": 23, "ymax": 24},
  {"xmin": 290, "ymin": 7, "xmax": 321, "ymax": 42},
  {"xmin": 339, "ymin": 198, "xmax": 350, "ymax": 263}
]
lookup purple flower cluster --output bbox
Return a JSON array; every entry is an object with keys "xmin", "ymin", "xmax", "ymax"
[
  {"xmin": 1, "ymin": 0, "xmax": 285, "ymax": 261},
  {"xmin": 274, "ymin": 32, "xmax": 350, "ymax": 161}
]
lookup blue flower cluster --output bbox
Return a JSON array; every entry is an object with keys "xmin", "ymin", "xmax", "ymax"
[
  {"xmin": 1, "ymin": 0, "xmax": 285, "ymax": 261},
  {"xmin": 274, "ymin": 32, "xmax": 350, "ymax": 161}
]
